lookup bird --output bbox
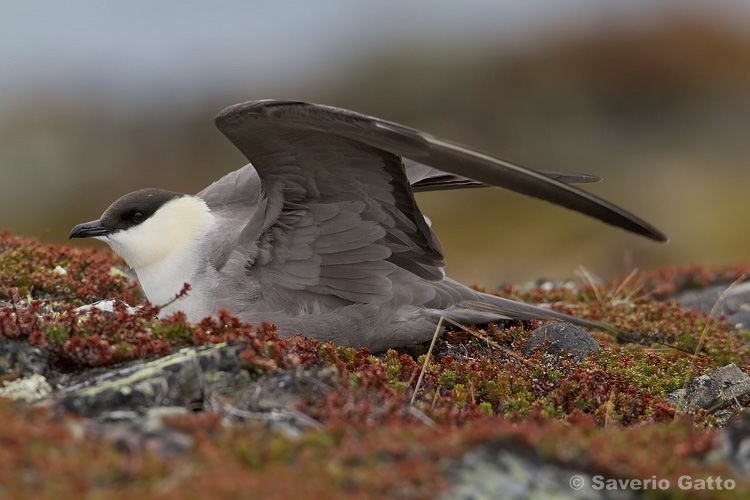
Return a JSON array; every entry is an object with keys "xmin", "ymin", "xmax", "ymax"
[{"xmin": 70, "ymin": 100, "xmax": 666, "ymax": 352}]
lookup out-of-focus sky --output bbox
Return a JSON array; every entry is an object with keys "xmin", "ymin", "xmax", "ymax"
[
  {"xmin": 3, "ymin": 1, "xmax": 750, "ymax": 285},
  {"xmin": 2, "ymin": 0, "xmax": 742, "ymax": 103}
]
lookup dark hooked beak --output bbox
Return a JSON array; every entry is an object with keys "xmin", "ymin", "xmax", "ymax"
[{"xmin": 69, "ymin": 220, "xmax": 113, "ymax": 239}]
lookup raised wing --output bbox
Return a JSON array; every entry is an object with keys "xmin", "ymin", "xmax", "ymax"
[
  {"xmin": 215, "ymin": 107, "xmax": 446, "ymax": 308},
  {"xmin": 195, "ymin": 159, "xmax": 601, "ymax": 203},
  {"xmin": 217, "ymin": 100, "xmax": 666, "ymax": 242},
  {"xmin": 213, "ymin": 100, "xmax": 667, "ymax": 309},
  {"xmin": 404, "ymin": 159, "xmax": 601, "ymax": 192}
]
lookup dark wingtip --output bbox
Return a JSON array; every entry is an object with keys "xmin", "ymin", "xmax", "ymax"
[{"xmin": 632, "ymin": 221, "xmax": 668, "ymax": 243}]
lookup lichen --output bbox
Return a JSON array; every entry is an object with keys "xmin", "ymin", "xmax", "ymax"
[{"xmin": 2, "ymin": 233, "xmax": 750, "ymax": 497}]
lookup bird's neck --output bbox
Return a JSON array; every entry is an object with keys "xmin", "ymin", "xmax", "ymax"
[{"xmin": 111, "ymin": 195, "xmax": 218, "ymax": 316}]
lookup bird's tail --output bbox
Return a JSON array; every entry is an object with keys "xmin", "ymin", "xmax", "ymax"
[
  {"xmin": 460, "ymin": 296, "xmax": 607, "ymax": 331},
  {"xmin": 459, "ymin": 292, "xmax": 694, "ymax": 355}
]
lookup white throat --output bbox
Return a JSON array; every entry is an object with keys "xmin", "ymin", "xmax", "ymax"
[{"xmin": 98, "ymin": 195, "xmax": 217, "ymax": 313}]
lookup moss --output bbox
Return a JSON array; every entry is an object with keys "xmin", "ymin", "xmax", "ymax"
[
  {"xmin": 0, "ymin": 232, "xmax": 140, "ymax": 306},
  {"xmin": 42, "ymin": 323, "xmax": 69, "ymax": 345},
  {"xmin": 593, "ymin": 347, "xmax": 701, "ymax": 395},
  {"xmin": 4, "ymin": 233, "xmax": 749, "ymax": 423},
  {"xmin": 148, "ymin": 315, "xmax": 194, "ymax": 342},
  {"xmin": 4, "ymin": 234, "xmax": 750, "ymax": 496}
]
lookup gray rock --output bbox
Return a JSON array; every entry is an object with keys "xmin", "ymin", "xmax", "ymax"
[
  {"xmin": 711, "ymin": 411, "xmax": 750, "ymax": 477},
  {"xmin": 81, "ymin": 407, "xmax": 194, "ymax": 458},
  {"xmin": 55, "ymin": 359, "xmax": 338, "ymax": 456},
  {"xmin": 0, "ymin": 340, "xmax": 50, "ymax": 377},
  {"xmin": 51, "ymin": 340, "xmax": 333, "ymax": 438},
  {"xmin": 668, "ymin": 364, "xmax": 750, "ymax": 413},
  {"xmin": 442, "ymin": 439, "xmax": 636, "ymax": 500},
  {"xmin": 674, "ymin": 286, "xmax": 724, "ymax": 314},
  {"xmin": 726, "ymin": 311, "xmax": 750, "ymax": 332},
  {"xmin": 54, "ymin": 341, "xmax": 251, "ymax": 417},
  {"xmin": 207, "ymin": 365, "xmax": 336, "ymax": 437},
  {"xmin": 675, "ymin": 282, "xmax": 750, "ymax": 316},
  {"xmin": 522, "ymin": 323, "xmax": 599, "ymax": 362}
]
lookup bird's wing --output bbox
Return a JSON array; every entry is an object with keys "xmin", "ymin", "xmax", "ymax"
[
  {"xmin": 215, "ymin": 105, "xmax": 446, "ymax": 308},
  {"xmin": 404, "ymin": 159, "xmax": 601, "ymax": 192},
  {"xmin": 197, "ymin": 163, "xmax": 262, "ymax": 207},
  {"xmin": 195, "ymin": 158, "xmax": 598, "ymax": 199},
  {"xmin": 217, "ymin": 100, "xmax": 666, "ymax": 242},
  {"xmin": 404, "ymin": 159, "xmax": 484, "ymax": 191}
]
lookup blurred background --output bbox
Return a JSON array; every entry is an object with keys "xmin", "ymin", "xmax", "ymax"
[{"xmin": 2, "ymin": 0, "xmax": 749, "ymax": 286}]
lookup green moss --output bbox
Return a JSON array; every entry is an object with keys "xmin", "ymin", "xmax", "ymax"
[
  {"xmin": 593, "ymin": 347, "xmax": 699, "ymax": 395},
  {"xmin": 42, "ymin": 323, "xmax": 69, "ymax": 345},
  {"xmin": 149, "ymin": 320, "xmax": 193, "ymax": 342},
  {"xmin": 117, "ymin": 342, "xmax": 135, "ymax": 357},
  {"xmin": 385, "ymin": 355, "xmax": 403, "ymax": 383},
  {"xmin": 437, "ymin": 370, "xmax": 457, "ymax": 390},
  {"xmin": 479, "ymin": 401, "xmax": 493, "ymax": 416},
  {"xmin": 347, "ymin": 372, "xmax": 364, "ymax": 388},
  {"xmin": 4, "ymin": 234, "xmax": 750, "ymax": 496},
  {"xmin": 503, "ymin": 387, "xmax": 533, "ymax": 417}
]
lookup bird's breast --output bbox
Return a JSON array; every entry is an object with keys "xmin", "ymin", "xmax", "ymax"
[{"xmin": 134, "ymin": 246, "xmax": 217, "ymax": 320}]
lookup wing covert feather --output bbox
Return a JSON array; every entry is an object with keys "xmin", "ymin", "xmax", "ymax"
[
  {"xmin": 216, "ymin": 100, "xmax": 665, "ymax": 242},
  {"xmin": 214, "ymin": 118, "xmax": 444, "ymax": 308}
]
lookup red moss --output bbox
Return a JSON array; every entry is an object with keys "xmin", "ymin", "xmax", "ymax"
[
  {"xmin": 4, "ymin": 234, "xmax": 750, "ymax": 496},
  {"xmin": 0, "ymin": 232, "xmax": 141, "ymax": 305},
  {"xmin": 0, "ymin": 287, "xmax": 43, "ymax": 343},
  {"xmin": 4, "ymin": 233, "xmax": 750, "ymax": 425},
  {"xmin": 0, "ymin": 397, "xmax": 743, "ymax": 499}
]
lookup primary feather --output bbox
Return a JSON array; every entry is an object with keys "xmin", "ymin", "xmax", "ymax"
[{"xmin": 72, "ymin": 100, "xmax": 666, "ymax": 352}]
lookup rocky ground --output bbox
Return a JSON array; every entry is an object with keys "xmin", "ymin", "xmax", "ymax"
[{"xmin": 2, "ymin": 231, "xmax": 750, "ymax": 498}]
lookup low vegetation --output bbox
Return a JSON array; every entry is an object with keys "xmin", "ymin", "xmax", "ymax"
[{"xmin": 1, "ymin": 231, "xmax": 749, "ymax": 498}]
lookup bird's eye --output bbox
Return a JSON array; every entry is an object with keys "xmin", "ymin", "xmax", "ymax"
[{"xmin": 131, "ymin": 211, "xmax": 145, "ymax": 223}]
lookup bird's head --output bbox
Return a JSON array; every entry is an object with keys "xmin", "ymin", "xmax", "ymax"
[{"xmin": 70, "ymin": 188, "xmax": 214, "ymax": 270}]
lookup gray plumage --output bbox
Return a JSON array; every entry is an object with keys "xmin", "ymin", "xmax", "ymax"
[{"xmin": 71, "ymin": 100, "xmax": 666, "ymax": 352}]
